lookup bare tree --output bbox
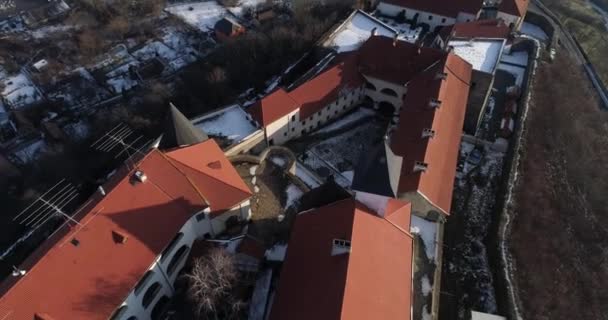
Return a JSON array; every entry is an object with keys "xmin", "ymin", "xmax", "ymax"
[{"xmin": 183, "ymin": 248, "xmax": 245, "ymax": 319}]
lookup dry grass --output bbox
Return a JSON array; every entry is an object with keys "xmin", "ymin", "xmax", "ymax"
[{"xmin": 510, "ymin": 53, "xmax": 608, "ymax": 320}]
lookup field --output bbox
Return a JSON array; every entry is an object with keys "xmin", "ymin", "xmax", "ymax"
[
  {"xmin": 541, "ymin": 0, "xmax": 608, "ymax": 84},
  {"xmin": 510, "ymin": 52, "xmax": 608, "ymax": 319}
]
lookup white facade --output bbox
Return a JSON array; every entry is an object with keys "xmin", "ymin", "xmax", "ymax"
[
  {"xmin": 262, "ymin": 86, "xmax": 365, "ymax": 145},
  {"xmin": 110, "ymin": 200, "xmax": 251, "ymax": 320},
  {"xmin": 376, "ymin": 1, "xmax": 478, "ymax": 29}
]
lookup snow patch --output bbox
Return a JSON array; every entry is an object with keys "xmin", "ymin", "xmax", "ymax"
[
  {"xmin": 166, "ymin": 1, "xmax": 228, "ymax": 33},
  {"xmin": 410, "ymin": 215, "xmax": 437, "ymax": 261},
  {"xmin": 449, "ymin": 40, "xmax": 504, "ymax": 73},
  {"xmin": 520, "ymin": 22, "xmax": 548, "ymax": 41},
  {"xmin": 193, "ymin": 105, "xmax": 258, "ymax": 144},
  {"xmin": 249, "ymin": 165, "xmax": 259, "ymax": 175},
  {"xmin": 421, "ymin": 276, "xmax": 432, "ymax": 296},
  {"xmin": 284, "ymin": 184, "xmax": 303, "ymax": 209}
]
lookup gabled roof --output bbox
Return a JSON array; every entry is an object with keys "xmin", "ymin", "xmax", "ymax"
[
  {"xmin": 358, "ymin": 36, "xmax": 446, "ymax": 85},
  {"xmin": 165, "ymin": 139, "xmax": 252, "ymax": 215},
  {"xmin": 498, "ymin": 0, "xmax": 529, "ymax": 17},
  {"xmin": 380, "ymin": 0, "xmax": 484, "ymax": 17},
  {"xmin": 289, "ymin": 52, "xmax": 364, "ymax": 120},
  {"xmin": 440, "ymin": 19, "xmax": 511, "ymax": 40},
  {"xmin": 390, "ymin": 53, "xmax": 472, "ymax": 214},
  {"xmin": 269, "ymin": 198, "xmax": 413, "ymax": 320},
  {"xmin": 159, "ymin": 103, "xmax": 209, "ymax": 150},
  {"xmin": 0, "ymin": 140, "xmax": 251, "ymax": 319},
  {"xmin": 247, "ymin": 88, "xmax": 299, "ymax": 126}
]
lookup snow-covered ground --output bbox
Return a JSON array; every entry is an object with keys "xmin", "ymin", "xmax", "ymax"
[
  {"xmin": 313, "ymin": 107, "xmax": 375, "ymax": 134},
  {"xmin": 193, "ymin": 105, "xmax": 259, "ymax": 144},
  {"xmin": 410, "ymin": 215, "xmax": 438, "ymax": 261},
  {"xmin": 520, "ymin": 22, "xmax": 548, "ymax": 41},
  {"xmin": 107, "ymin": 75, "xmax": 138, "ymax": 94},
  {"xmin": 381, "ymin": 19, "xmax": 421, "ymax": 43},
  {"xmin": 165, "ymin": 1, "xmax": 228, "ymax": 33},
  {"xmin": 284, "ymin": 183, "xmax": 303, "ymax": 209},
  {"xmin": 132, "ymin": 41, "xmax": 178, "ymax": 62},
  {"xmin": 226, "ymin": 0, "xmax": 266, "ymax": 17},
  {"xmin": 29, "ymin": 25, "xmax": 74, "ymax": 39},
  {"xmin": 449, "ymin": 40, "xmax": 504, "ymax": 73},
  {"xmin": 325, "ymin": 11, "xmax": 397, "ymax": 53},
  {"xmin": 1, "ymin": 72, "xmax": 43, "ymax": 108}
]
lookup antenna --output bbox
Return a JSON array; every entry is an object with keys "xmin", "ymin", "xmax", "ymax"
[
  {"xmin": 14, "ymin": 180, "xmax": 82, "ymax": 229},
  {"xmin": 90, "ymin": 123, "xmax": 153, "ymax": 165}
]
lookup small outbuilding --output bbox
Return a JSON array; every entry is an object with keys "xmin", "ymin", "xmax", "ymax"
[{"xmin": 214, "ymin": 17, "xmax": 246, "ymax": 42}]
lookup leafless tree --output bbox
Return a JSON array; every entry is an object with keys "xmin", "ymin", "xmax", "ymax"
[{"xmin": 183, "ymin": 247, "xmax": 244, "ymax": 319}]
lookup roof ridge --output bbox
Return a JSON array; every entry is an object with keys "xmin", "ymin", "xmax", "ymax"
[
  {"xmin": 157, "ymin": 150, "xmax": 211, "ymax": 205},
  {"xmin": 165, "ymin": 152, "xmax": 252, "ymax": 197}
]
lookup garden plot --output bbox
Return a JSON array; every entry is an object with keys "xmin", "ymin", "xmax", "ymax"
[
  {"xmin": 1, "ymin": 72, "xmax": 42, "ymax": 108},
  {"xmin": 166, "ymin": 1, "xmax": 228, "ymax": 33}
]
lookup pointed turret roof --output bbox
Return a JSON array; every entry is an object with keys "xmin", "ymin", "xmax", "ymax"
[
  {"xmin": 158, "ymin": 103, "xmax": 208, "ymax": 150},
  {"xmin": 352, "ymin": 139, "xmax": 403, "ymax": 198}
]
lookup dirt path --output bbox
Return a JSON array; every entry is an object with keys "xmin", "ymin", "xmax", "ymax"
[{"xmin": 509, "ymin": 53, "xmax": 608, "ymax": 320}]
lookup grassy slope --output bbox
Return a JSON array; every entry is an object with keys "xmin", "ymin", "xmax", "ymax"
[
  {"xmin": 541, "ymin": 0, "xmax": 608, "ymax": 85},
  {"xmin": 510, "ymin": 52, "xmax": 608, "ymax": 320}
]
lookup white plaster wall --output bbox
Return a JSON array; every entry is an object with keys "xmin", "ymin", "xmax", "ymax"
[
  {"xmin": 363, "ymin": 76, "xmax": 406, "ymax": 113},
  {"xmin": 265, "ymin": 108, "xmax": 300, "ymax": 145},
  {"xmin": 376, "ymin": 2, "xmax": 456, "ymax": 29},
  {"xmin": 113, "ymin": 201, "xmax": 252, "ymax": 320}
]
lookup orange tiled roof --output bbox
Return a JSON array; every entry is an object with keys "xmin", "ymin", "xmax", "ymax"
[
  {"xmin": 247, "ymin": 89, "xmax": 299, "ymax": 126},
  {"xmin": 441, "ymin": 19, "xmax": 511, "ymax": 40},
  {"xmin": 269, "ymin": 198, "xmax": 413, "ymax": 320},
  {"xmin": 499, "ymin": 0, "xmax": 529, "ymax": 17},
  {"xmin": 0, "ymin": 140, "xmax": 250, "ymax": 320}
]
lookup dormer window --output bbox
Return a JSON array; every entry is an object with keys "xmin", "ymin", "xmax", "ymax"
[
  {"xmin": 331, "ymin": 238, "xmax": 351, "ymax": 256},
  {"xmin": 435, "ymin": 72, "xmax": 448, "ymax": 80},
  {"xmin": 413, "ymin": 161, "xmax": 428, "ymax": 173},
  {"xmin": 428, "ymin": 98, "xmax": 442, "ymax": 109},
  {"xmin": 422, "ymin": 128, "xmax": 435, "ymax": 138}
]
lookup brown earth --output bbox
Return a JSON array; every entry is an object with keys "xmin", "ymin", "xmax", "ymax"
[{"xmin": 510, "ymin": 52, "xmax": 608, "ymax": 320}]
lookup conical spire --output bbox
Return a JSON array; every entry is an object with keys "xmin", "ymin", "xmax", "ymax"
[{"xmin": 158, "ymin": 103, "xmax": 208, "ymax": 150}]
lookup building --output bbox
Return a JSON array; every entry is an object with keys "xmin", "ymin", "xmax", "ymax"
[
  {"xmin": 497, "ymin": 0, "xmax": 529, "ymax": 30},
  {"xmin": 375, "ymin": 0, "xmax": 484, "ymax": 30},
  {"xmin": 269, "ymin": 198, "xmax": 414, "ymax": 320},
  {"xmin": 0, "ymin": 107, "xmax": 252, "ymax": 320},
  {"xmin": 214, "ymin": 17, "xmax": 246, "ymax": 42},
  {"xmin": 435, "ymin": 20, "xmax": 510, "ymax": 134}
]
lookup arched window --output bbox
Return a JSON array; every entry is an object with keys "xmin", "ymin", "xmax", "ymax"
[
  {"xmin": 160, "ymin": 233, "xmax": 184, "ymax": 263},
  {"xmin": 365, "ymin": 81, "xmax": 376, "ymax": 90},
  {"xmin": 134, "ymin": 270, "xmax": 155, "ymax": 295},
  {"xmin": 151, "ymin": 296, "xmax": 171, "ymax": 320},
  {"xmin": 126, "ymin": 317, "xmax": 138, "ymax": 320},
  {"xmin": 109, "ymin": 306, "xmax": 128, "ymax": 320},
  {"xmin": 380, "ymin": 88, "xmax": 398, "ymax": 97},
  {"xmin": 142, "ymin": 282, "xmax": 162, "ymax": 309},
  {"xmin": 167, "ymin": 245, "xmax": 190, "ymax": 276}
]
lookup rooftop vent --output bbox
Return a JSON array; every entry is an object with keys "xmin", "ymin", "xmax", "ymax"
[
  {"xmin": 11, "ymin": 266, "xmax": 26, "ymax": 277},
  {"xmin": 71, "ymin": 238, "xmax": 80, "ymax": 247},
  {"xmin": 134, "ymin": 170, "xmax": 147, "ymax": 183},
  {"xmin": 435, "ymin": 72, "xmax": 448, "ymax": 80},
  {"xmin": 207, "ymin": 161, "xmax": 222, "ymax": 169},
  {"xmin": 331, "ymin": 238, "xmax": 351, "ymax": 256},
  {"xmin": 413, "ymin": 161, "xmax": 428, "ymax": 173},
  {"xmin": 422, "ymin": 128, "xmax": 436, "ymax": 139},
  {"xmin": 98, "ymin": 186, "xmax": 106, "ymax": 197},
  {"xmin": 428, "ymin": 98, "xmax": 442, "ymax": 109},
  {"xmin": 112, "ymin": 230, "xmax": 128, "ymax": 244}
]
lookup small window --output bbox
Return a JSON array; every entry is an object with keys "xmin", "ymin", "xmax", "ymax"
[
  {"xmin": 428, "ymin": 15, "xmax": 433, "ymax": 20},
  {"xmin": 317, "ymin": 111, "xmax": 321, "ymax": 116},
  {"xmin": 161, "ymin": 233, "xmax": 184, "ymax": 263},
  {"xmin": 441, "ymin": 18, "xmax": 446, "ymax": 23},
  {"xmin": 291, "ymin": 115, "xmax": 296, "ymax": 122},
  {"xmin": 302, "ymin": 120, "xmax": 306, "ymax": 125},
  {"xmin": 284, "ymin": 132, "xmax": 287, "ymax": 136},
  {"xmin": 142, "ymin": 282, "xmax": 161, "ymax": 309},
  {"xmin": 195, "ymin": 213, "xmax": 206, "ymax": 221},
  {"xmin": 333, "ymin": 239, "xmax": 351, "ymax": 248},
  {"xmin": 291, "ymin": 128, "xmax": 295, "ymax": 132},
  {"xmin": 334, "ymin": 111, "xmax": 338, "ymax": 115},
  {"xmin": 71, "ymin": 238, "xmax": 79, "ymax": 247}
]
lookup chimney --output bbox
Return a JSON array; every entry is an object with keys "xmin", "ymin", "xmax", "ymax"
[
  {"xmin": 413, "ymin": 161, "xmax": 428, "ymax": 173},
  {"xmin": 98, "ymin": 186, "xmax": 106, "ymax": 197},
  {"xmin": 371, "ymin": 27, "xmax": 377, "ymax": 36},
  {"xmin": 422, "ymin": 128, "xmax": 436, "ymax": 139},
  {"xmin": 134, "ymin": 170, "xmax": 147, "ymax": 183},
  {"xmin": 331, "ymin": 239, "xmax": 351, "ymax": 256},
  {"xmin": 428, "ymin": 98, "xmax": 442, "ymax": 109},
  {"xmin": 435, "ymin": 72, "xmax": 448, "ymax": 80},
  {"xmin": 393, "ymin": 34, "xmax": 398, "ymax": 47}
]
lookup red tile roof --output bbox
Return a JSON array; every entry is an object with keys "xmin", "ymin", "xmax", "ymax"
[
  {"xmin": 269, "ymin": 198, "xmax": 413, "ymax": 320},
  {"xmin": 0, "ymin": 140, "xmax": 250, "ymax": 320},
  {"xmin": 289, "ymin": 53, "xmax": 364, "ymax": 120},
  {"xmin": 440, "ymin": 19, "xmax": 511, "ymax": 40},
  {"xmin": 165, "ymin": 139, "xmax": 252, "ymax": 215},
  {"xmin": 391, "ymin": 53, "xmax": 472, "ymax": 215},
  {"xmin": 499, "ymin": 0, "xmax": 529, "ymax": 17},
  {"xmin": 380, "ymin": 0, "xmax": 484, "ymax": 17},
  {"xmin": 358, "ymin": 36, "xmax": 446, "ymax": 85},
  {"xmin": 247, "ymin": 88, "xmax": 299, "ymax": 126}
]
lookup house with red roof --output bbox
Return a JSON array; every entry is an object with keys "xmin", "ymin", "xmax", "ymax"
[
  {"xmin": 376, "ymin": 0, "xmax": 484, "ymax": 30},
  {"xmin": 0, "ymin": 106, "xmax": 252, "ymax": 320},
  {"xmin": 497, "ymin": 0, "xmax": 529, "ymax": 30},
  {"xmin": 269, "ymin": 198, "xmax": 414, "ymax": 320}
]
